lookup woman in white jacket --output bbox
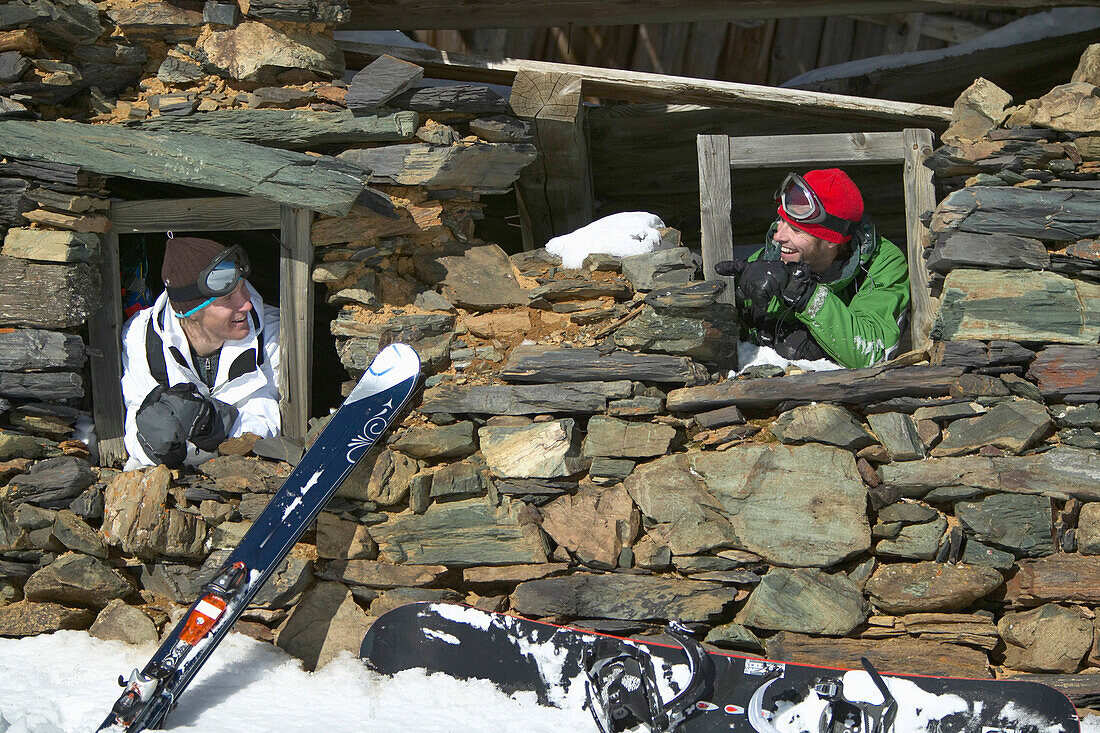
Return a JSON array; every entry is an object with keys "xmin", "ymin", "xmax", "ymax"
[{"xmin": 121, "ymin": 236, "xmax": 280, "ymax": 469}]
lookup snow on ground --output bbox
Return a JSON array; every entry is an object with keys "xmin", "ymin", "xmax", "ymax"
[
  {"xmin": 3, "ymin": 630, "xmax": 1098, "ymax": 733},
  {"xmin": 0, "ymin": 630, "xmax": 598, "ymax": 733}
]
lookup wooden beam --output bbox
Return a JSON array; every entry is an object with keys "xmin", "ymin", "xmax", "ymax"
[
  {"xmin": 788, "ymin": 12, "xmax": 1100, "ymax": 104},
  {"xmin": 726, "ymin": 131, "xmax": 909, "ymax": 166},
  {"xmin": 279, "ymin": 205, "xmax": 314, "ymax": 440},
  {"xmin": 902, "ymin": 128, "xmax": 937, "ymax": 352},
  {"xmin": 110, "ymin": 197, "xmax": 283, "ymax": 234},
  {"xmin": 87, "ymin": 231, "xmax": 127, "ymax": 467},
  {"xmin": 697, "ymin": 134, "xmax": 735, "ymax": 305},
  {"xmin": 510, "ymin": 70, "xmax": 594, "ymax": 248},
  {"xmin": 341, "ymin": 0, "xmax": 1097, "ymax": 30},
  {"xmin": 338, "ymin": 40, "xmax": 953, "ymax": 127}
]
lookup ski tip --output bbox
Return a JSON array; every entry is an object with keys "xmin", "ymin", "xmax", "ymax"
[{"xmin": 368, "ymin": 343, "xmax": 420, "ymax": 377}]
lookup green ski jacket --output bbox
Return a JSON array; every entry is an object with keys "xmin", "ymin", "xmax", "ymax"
[{"xmin": 743, "ymin": 219, "xmax": 910, "ymax": 369}]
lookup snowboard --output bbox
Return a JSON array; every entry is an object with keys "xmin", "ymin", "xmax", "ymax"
[
  {"xmin": 99, "ymin": 343, "xmax": 421, "ymax": 732},
  {"xmin": 360, "ymin": 602, "xmax": 1080, "ymax": 733}
]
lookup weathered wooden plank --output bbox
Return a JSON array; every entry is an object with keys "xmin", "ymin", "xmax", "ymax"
[
  {"xmin": 0, "ymin": 256, "xmax": 100, "ymax": 329},
  {"xmin": 932, "ymin": 269, "xmax": 1100, "ymax": 345},
  {"xmin": 0, "ymin": 329, "xmax": 85, "ymax": 371},
  {"xmin": 338, "ymin": 40, "xmax": 952, "ymax": 126},
  {"xmin": 788, "ymin": 14, "xmax": 1100, "ymax": 105},
  {"xmin": 0, "ymin": 120, "xmax": 369, "ymax": 216},
  {"xmin": 87, "ymin": 231, "xmax": 126, "ymax": 467},
  {"xmin": 666, "ymin": 364, "xmax": 965, "ymax": 411},
  {"xmin": 340, "ymin": 0, "xmax": 1090, "ymax": 30},
  {"xmin": 129, "ymin": 109, "xmax": 419, "ymax": 149},
  {"xmin": 511, "ymin": 70, "xmax": 593, "ymax": 248},
  {"xmin": 501, "ymin": 345, "xmax": 710, "ymax": 385},
  {"xmin": 767, "ymin": 17, "xmax": 825, "ymax": 86},
  {"xmin": 902, "ymin": 127, "xmax": 937, "ymax": 351},
  {"xmin": 279, "ymin": 206, "xmax": 313, "ymax": 441},
  {"xmin": 681, "ymin": 20, "xmax": 726, "ymax": 79},
  {"xmin": 727, "ymin": 131, "xmax": 908, "ymax": 165},
  {"xmin": 697, "ymin": 134, "xmax": 735, "ymax": 305},
  {"xmin": 110, "ymin": 197, "xmax": 283, "ymax": 234}
]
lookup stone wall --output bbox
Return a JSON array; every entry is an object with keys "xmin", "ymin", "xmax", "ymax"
[{"xmin": 2, "ymin": 4, "xmax": 1100, "ymax": 713}]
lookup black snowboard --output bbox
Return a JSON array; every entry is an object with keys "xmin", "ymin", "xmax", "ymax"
[{"xmin": 360, "ymin": 602, "xmax": 1080, "ymax": 733}]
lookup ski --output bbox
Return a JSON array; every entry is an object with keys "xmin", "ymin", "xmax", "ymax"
[{"xmin": 99, "ymin": 343, "xmax": 421, "ymax": 732}]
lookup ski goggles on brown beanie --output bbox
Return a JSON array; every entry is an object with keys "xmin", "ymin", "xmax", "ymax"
[{"xmin": 163, "ymin": 237, "xmax": 251, "ymax": 317}]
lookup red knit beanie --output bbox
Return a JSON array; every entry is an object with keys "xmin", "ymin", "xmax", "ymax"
[
  {"xmin": 162, "ymin": 236, "xmax": 227, "ymax": 313},
  {"xmin": 777, "ymin": 168, "xmax": 864, "ymax": 245}
]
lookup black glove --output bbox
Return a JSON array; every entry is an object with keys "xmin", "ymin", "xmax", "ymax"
[
  {"xmin": 735, "ymin": 260, "xmax": 818, "ymax": 312},
  {"xmin": 714, "ymin": 259, "xmax": 746, "ymax": 277},
  {"xmin": 774, "ymin": 327, "xmax": 828, "ymax": 361},
  {"xmin": 135, "ymin": 384, "xmax": 237, "ymax": 465}
]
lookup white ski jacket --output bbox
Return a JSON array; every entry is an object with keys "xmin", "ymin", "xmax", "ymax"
[{"xmin": 121, "ymin": 284, "xmax": 281, "ymax": 468}]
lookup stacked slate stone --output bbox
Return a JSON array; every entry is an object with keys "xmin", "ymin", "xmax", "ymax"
[{"xmin": 3, "ymin": 21, "xmax": 1100, "ymax": 716}]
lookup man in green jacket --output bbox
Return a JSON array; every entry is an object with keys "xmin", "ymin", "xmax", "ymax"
[{"xmin": 715, "ymin": 168, "xmax": 910, "ymax": 369}]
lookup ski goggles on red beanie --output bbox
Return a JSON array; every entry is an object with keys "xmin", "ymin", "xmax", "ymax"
[{"xmin": 774, "ymin": 170, "xmax": 863, "ymax": 244}]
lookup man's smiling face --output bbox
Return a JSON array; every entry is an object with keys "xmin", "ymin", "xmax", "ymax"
[{"xmin": 773, "ymin": 218, "xmax": 839, "ymax": 275}]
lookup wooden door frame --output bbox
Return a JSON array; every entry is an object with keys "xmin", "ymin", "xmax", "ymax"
[
  {"xmin": 697, "ymin": 129, "xmax": 936, "ymax": 354},
  {"xmin": 89, "ymin": 196, "xmax": 314, "ymax": 467}
]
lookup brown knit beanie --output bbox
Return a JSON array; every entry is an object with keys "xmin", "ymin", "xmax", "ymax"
[{"xmin": 162, "ymin": 236, "xmax": 227, "ymax": 314}]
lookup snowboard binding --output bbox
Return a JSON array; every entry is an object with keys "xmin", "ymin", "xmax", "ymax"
[
  {"xmin": 748, "ymin": 657, "xmax": 898, "ymax": 733},
  {"xmin": 583, "ymin": 621, "xmax": 715, "ymax": 733}
]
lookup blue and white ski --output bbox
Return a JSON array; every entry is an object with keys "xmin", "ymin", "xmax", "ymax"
[{"xmin": 99, "ymin": 343, "xmax": 421, "ymax": 732}]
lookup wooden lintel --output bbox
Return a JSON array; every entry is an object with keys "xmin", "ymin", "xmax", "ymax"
[
  {"xmin": 725, "ymin": 131, "xmax": 910, "ymax": 167},
  {"xmin": 110, "ymin": 197, "xmax": 283, "ymax": 234},
  {"xmin": 337, "ymin": 40, "xmax": 952, "ymax": 127},
  {"xmin": 342, "ymin": 0, "xmax": 1096, "ymax": 29}
]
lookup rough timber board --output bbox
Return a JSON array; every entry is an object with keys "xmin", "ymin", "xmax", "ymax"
[
  {"xmin": 338, "ymin": 40, "xmax": 952, "ymax": 127},
  {"xmin": 0, "ymin": 120, "xmax": 369, "ymax": 216}
]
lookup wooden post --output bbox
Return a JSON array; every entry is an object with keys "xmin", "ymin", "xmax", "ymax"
[
  {"xmin": 279, "ymin": 205, "xmax": 314, "ymax": 440},
  {"xmin": 510, "ymin": 69, "xmax": 594, "ymax": 250},
  {"xmin": 87, "ymin": 230, "xmax": 127, "ymax": 467},
  {"xmin": 697, "ymin": 134, "xmax": 735, "ymax": 305},
  {"xmin": 902, "ymin": 128, "xmax": 937, "ymax": 352}
]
